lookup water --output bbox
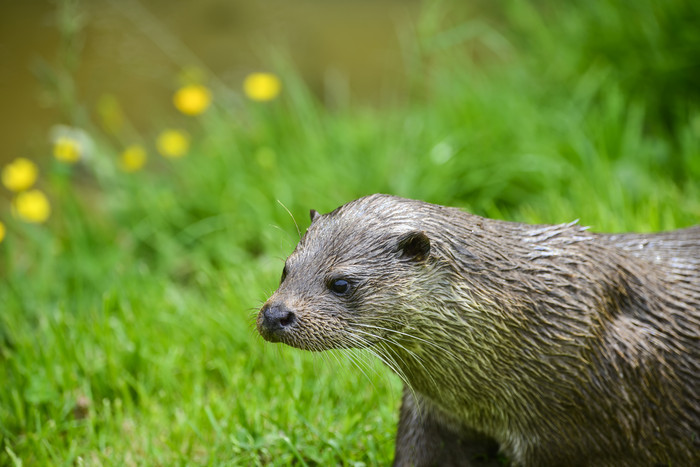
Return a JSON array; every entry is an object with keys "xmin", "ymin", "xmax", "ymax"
[{"xmin": 0, "ymin": 0, "xmax": 420, "ymax": 165}]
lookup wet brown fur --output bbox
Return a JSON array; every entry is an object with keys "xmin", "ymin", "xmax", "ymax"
[{"xmin": 257, "ymin": 194, "xmax": 700, "ymax": 466}]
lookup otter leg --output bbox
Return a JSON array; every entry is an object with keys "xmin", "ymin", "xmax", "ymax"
[{"xmin": 393, "ymin": 387, "xmax": 502, "ymax": 467}]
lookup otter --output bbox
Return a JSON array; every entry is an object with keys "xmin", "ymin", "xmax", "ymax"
[{"xmin": 257, "ymin": 194, "xmax": 699, "ymax": 466}]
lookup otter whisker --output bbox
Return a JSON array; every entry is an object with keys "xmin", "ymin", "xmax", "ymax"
[
  {"xmin": 351, "ymin": 322, "xmax": 461, "ymax": 382},
  {"xmin": 370, "ymin": 343, "xmax": 418, "ymax": 402},
  {"xmin": 350, "ymin": 327, "xmax": 423, "ymax": 366},
  {"xmin": 350, "ymin": 327, "xmax": 442, "ymax": 394},
  {"xmin": 327, "ymin": 348, "xmax": 358, "ymax": 381},
  {"xmin": 356, "ymin": 346, "xmax": 403, "ymax": 389},
  {"xmin": 353, "ymin": 322, "xmax": 458, "ymax": 358},
  {"xmin": 361, "ymin": 341, "xmax": 410, "ymax": 389},
  {"xmin": 334, "ymin": 332, "xmax": 386, "ymax": 390},
  {"xmin": 343, "ymin": 350, "xmax": 380, "ymax": 389},
  {"xmin": 345, "ymin": 328, "xmax": 415, "ymax": 392},
  {"xmin": 317, "ymin": 346, "xmax": 339, "ymax": 372}
]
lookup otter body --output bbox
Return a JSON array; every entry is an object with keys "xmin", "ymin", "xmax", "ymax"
[{"xmin": 257, "ymin": 194, "xmax": 700, "ymax": 466}]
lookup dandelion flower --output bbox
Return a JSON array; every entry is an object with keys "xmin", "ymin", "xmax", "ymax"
[
  {"xmin": 173, "ymin": 84, "xmax": 212, "ymax": 116},
  {"xmin": 156, "ymin": 129, "xmax": 190, "ymax": 158},
  {"xmin": 13, "ymin": 189, "xmax": 50, "ymax": 223},
  {"xmin": 2, "ymin": 158, "xmax": 38, "ymax": 192},
  {"xmin": 243, "ymin": 72, "xmax": 281, "ymax": 102},
  {"xmin": 120, "ymin": 145, "xmax": 147, "ymax": 172},
  {"xmin": 53, "ymin": 136, "xmax": 82, "ymax": 163},
  {"xmin": 0, "ymin": 221, "xmax": 5, "ymax": 243},
  {"xmin": 50, "ymin": 126, "xmax": 93, "ymax": 162}
]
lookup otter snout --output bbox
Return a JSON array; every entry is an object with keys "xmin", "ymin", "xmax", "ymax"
[{"xmin": 258, "ymin": 302, "xmax": 297, "ymax": 342}]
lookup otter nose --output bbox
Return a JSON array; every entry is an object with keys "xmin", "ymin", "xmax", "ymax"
[{"xmin": 258, "ymin": 302, "xmax": 296, "ymax": 341}]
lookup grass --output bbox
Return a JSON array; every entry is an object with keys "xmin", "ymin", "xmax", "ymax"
[{"xmin": 1, "ymin": 0, "xmax": 699, "ymax": 464}]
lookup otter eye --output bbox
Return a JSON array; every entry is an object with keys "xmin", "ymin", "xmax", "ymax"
[
  {"xmin": 329, "ymin": 278, "xmax": 350, "ymax": 295},
  {"xmin": 280, "ymin": 265, "xmax": 288, "ymax": 284}
]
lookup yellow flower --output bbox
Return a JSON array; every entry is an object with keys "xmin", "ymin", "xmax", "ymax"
[
  {"xmin": 0, "ymin": 221, "xmax": 5, "ymax": 243},
  {"xmin": 243, "ymin": 73, "xmax": 282, "ymax": 102},
  {"xmin": 120, "ymin": 145, "xmax": 147, "ymax": 172},
  {"xmin": 173, "ymin": 84, "xmax": 212, "ymax": 116},
  {"xmin": 13, "ymin": 189, "xmax": 51, "ymax": 223},
  {"xmin": 2, "ymin": 158, "xmax": 38, "ymax": 192},
  {"xmin": 53, "ymin": 136, "xmax": 82, "ymax": 163},
  {"xmin": 50, "ymin": 126, "xmax": 93, "ymax": 163},
  {"xmin": 156, "ymin": 129, "xmax": 190, "ymax": 158}
]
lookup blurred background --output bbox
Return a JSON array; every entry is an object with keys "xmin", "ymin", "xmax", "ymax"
[
  {"xmin": 2, "ymin": 0, "xmax": 420, "ymax": 165},
  {"xmin": 1, "ymin": 0, "xmax": 698, "ymax": 464}
]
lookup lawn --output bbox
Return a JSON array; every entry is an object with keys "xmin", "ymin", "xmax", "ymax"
[{"xmin": 1, "ymin": 0, "xmax": 698, "ymax": 465}]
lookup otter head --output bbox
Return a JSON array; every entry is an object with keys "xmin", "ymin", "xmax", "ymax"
[{"xmin": 257, "ymin": 195, "xmax": 435, "ymax": 352}]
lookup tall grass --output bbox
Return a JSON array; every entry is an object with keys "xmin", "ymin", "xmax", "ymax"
[{"xmin": 1, "ymin": 0, "xmax": 698, "ymax": 464}]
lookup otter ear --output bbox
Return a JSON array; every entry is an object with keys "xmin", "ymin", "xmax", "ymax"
[
  {"xmin": 310, "ymin": 209, "xmax": 321, "ymax": 223},
  {"xmin": 397, "ymin": 231, "xmax": 431, "ymax": 262}
]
